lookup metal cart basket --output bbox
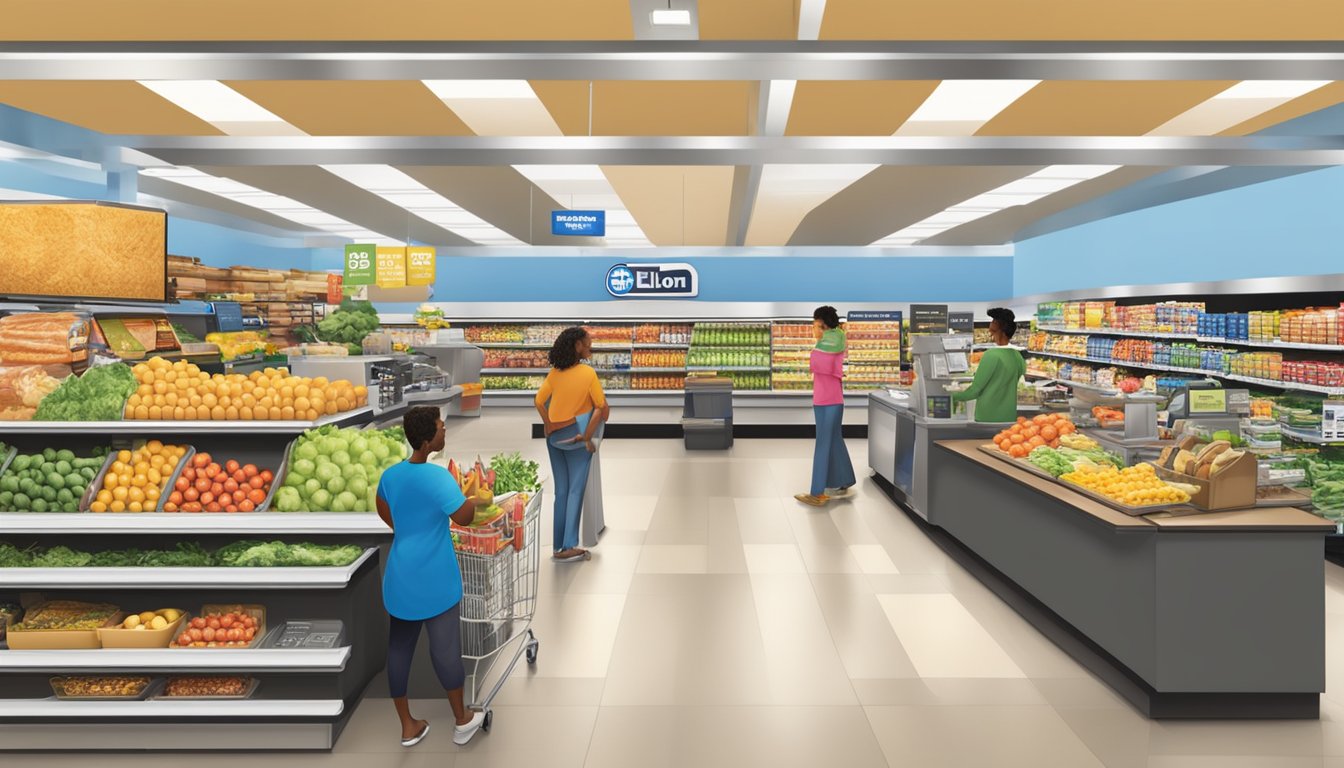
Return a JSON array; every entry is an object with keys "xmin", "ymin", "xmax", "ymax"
[{"xmin": 454, "ymin": 490, "xmax": 542, "ymax": 731}]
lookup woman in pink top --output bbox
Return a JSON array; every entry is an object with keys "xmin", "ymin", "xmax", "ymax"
[{"xmin": 796, "ymin": 306, "xmax": 856, "ymax": 507}]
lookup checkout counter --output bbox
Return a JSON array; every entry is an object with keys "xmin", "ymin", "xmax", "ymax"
[{"xmin": 869, "ymin": 361, "xmax": 1333, "ymax": 719}]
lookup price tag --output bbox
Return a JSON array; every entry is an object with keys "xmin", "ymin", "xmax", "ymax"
[
  {"xmin": 1324, "ymin": 400, "xmax": 1343, "ymax": 441},
  {"xmin": 407, "ymin": 246, "xmax": 436, "ymax": 286},
  {"xmin": 1188, "ymin": 389, "xmax": 1228, "ymax": 414},
  {"xmin": 343, "ymin": 244, "xmax": 376, "ymax": 286}
]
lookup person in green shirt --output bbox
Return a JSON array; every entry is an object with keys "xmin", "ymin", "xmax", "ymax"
[{"xmin": 951, "ymin": 307, "xmax": 1026, "ymax": 423}]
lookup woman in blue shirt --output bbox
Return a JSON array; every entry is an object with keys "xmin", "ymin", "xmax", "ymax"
[{"xmin": 376, "ymin": 405, "xmax": 485, "ymax": 747}]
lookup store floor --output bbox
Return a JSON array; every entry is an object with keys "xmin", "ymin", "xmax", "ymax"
[{"xmin": 19, "ymin": 410, "xmax": 1344, "ymax": 767}]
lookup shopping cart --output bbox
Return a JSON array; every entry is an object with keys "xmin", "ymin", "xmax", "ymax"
[{"xmin": 454, "ymin": 490, "xmax": 543, "ymax": 731}]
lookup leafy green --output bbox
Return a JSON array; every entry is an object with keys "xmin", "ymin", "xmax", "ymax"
[
  {"xmin": 214, "ymin": 540, "xmax": 363, "ymax": 567},
  {"xmin": 33, "ymin": 363, "xmax": 137, "ymax": 422},
  {"xmin": 1027, "ymin": 447, "xmax": 1076, "ymax": 478},
  {"xmin": 490, "ymin": 452, "xmax": 541, "ymax": 494},
  {"xmin": 29, "ymin": 546, "xmax": 92, "ymax": 568},
  {"xmin": 316, "ymin": 300, "xmax": 382, "ymax": 346},
  {"xmin": 0, "ymin": 540, "xmax": 363, "ymax": 568},
  {"xmin": 137, "ymin": 542, "xmax": 213, "ymax": 568},
  {"xmin": 0, "ymin": 543, "xmax": 34, "ymax": 567}
]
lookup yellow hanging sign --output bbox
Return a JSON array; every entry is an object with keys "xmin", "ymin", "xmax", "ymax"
[
  {"xmin": 375, "ymin": 246, "xmax": 407, "ymax": 288},
  {"xmin": 407, "ymin": 246, "xmax": 436, "ymax": 286}
]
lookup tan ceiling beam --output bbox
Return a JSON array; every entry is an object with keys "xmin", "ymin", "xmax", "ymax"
[
  {"xmin": 6, "ymin": 41, "xmax": 1344, "ymax": 80},
  {"xmin": 123, "ymin": 134, "xmax": 1344, "ymax": 168}
]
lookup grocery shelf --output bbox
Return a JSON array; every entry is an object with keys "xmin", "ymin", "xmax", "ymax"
[
  {"xmin": 0, "ymin": 548, "xmax": 376, "ymax": 590},
  {"xmin": 0, "ymin": 698, "xmax": 342, "ymax": 718},
  {"xmin": 686, "ymin": 366, "xmax": 771, "ymax": 372},
  {"xmin": 481, "ymin": 367, "xmax": 551, "ymax": 374},
  {"xmin": 1282, "ymin": 425, "xmax": 1344, "ymax": 445},
  {"xmin": 631, "ymin": 342, "xmax": 690, "ymax": 349},
  {"xmin": 0, "ymin": 512, "xmax": 391, "ymax": 536},
  {"xmin": 0, "ymin": 647, "xmax": 351, "ymax": 673},
  {"xmin": 1024, "ymin": 350, "xmax": 1344, "ymax": 396},
  {"xmin": 628, "ymin": 368, "xmax": 689, "ymax": 374},
  {"xmin": 0, "ymin": 405, "xmax": 374, "ymax": 435},
  {"xmin": 1037, "ymin": 325, "xmax": 1344, "ymax": 352},
  {"xmin": 473, "ymin": 342, "xmax": 551, "ymax": 348}
]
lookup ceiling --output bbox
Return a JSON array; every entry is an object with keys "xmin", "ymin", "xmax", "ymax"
[{"xmin": 3, "ymin": 13, "xmax": 1344, "ymax": 251}]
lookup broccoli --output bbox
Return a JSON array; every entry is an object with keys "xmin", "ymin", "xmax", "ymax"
[{"xmin": 316, "ymin": 300, "xmax": 382, "ymax": 346}]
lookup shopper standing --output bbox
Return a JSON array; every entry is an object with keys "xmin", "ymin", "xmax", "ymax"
[
  {"xmin": 376, "ymin": 405, "xmax": 488, "ymax": 748},
  {"xmin": 536, "ymin": 326, "xmax": 609, "ymax": 562},
  {"xmin": 951, "ymin": 307, "xmax": 1027, "ymax": 422},
  {"xmin": 796, "ymin": 306, "xmax": 856, "ymax": 507}
]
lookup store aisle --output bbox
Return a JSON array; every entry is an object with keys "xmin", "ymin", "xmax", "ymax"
[{"xmin": 18, "ymin": 417, "xmax": 1344, "ymax": 767}]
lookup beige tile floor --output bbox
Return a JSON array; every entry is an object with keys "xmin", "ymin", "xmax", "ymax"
[{"xmin": 16, "ymin": 409, "xmax": 1344, "ymax": 766}]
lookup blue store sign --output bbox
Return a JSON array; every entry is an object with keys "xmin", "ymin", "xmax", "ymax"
[
  {"xmin": 552, "ymin": 210, "xmax": 605, "ymax": 236},
  {"xmin": 606, "ymin": 263, "xmax": 699, "ymax": 298}
]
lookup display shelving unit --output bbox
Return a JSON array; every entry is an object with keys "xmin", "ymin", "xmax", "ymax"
[{"xmin": 0, "ymin": 410, "xmax": 392, "ymax": 752}]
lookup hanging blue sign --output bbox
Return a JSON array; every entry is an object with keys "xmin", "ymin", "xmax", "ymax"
[
  {"xmin": 552, "ymin": 210, "xmax": 605, "ymax": 236},
  {"xmin": 606, "ymin": 263, "xmax": 699, "ymax": 298}
]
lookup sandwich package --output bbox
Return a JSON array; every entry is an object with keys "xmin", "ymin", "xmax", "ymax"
[{"xmin": 0, "ymin": 312, "xmax": 91, "ymax": 369}]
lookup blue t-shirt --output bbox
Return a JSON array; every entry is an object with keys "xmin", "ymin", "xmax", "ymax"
[{"xmin": 376, "ymin": 461, "xmax": 467, "ymax": 621}]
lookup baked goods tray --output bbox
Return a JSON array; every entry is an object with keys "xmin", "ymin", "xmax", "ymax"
[
  {"xmin": 976, "ymin": 444, "xmax": 1195, "ymax": 517},
  {"xmin": 152, "ymin": 677, "xmax": 259, "ymax": 700}
]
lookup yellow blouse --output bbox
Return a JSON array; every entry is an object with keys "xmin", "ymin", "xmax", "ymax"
[{"xmin": 535, "ymin": 364, "xmax": 607, "ymax": 422}]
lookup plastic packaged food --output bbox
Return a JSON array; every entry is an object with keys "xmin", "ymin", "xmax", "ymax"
[
  {"xmin": 0, "ymin": 311, "xmax": 92, "ymax": 368},
  {"xmin": 50, "ymin": 676, "xmax": 155, "ymax": 700},
  {"xmin": 160, "ymin": 675, "xmax": 258, "ymax": 699}
]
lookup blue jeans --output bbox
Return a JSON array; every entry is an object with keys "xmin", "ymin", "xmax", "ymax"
[
  {"xmin": 812, "ymin": 404, "xmax": 855, "ymax": 497},
  {"xmin": 547, "ymin": 423, "xmax": 593, "ymax": 551}
]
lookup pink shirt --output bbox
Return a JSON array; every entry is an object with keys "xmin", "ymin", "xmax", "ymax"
[{"xmin": 811, "ymin": 349, "xmax": 845, "ymax": 406}]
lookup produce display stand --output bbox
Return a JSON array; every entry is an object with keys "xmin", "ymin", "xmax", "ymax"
[
  {"xmin": 0, "ymin": 409, "xmax": 393, "ymax": 752},
  {"xmin": 917, "ymin": 439, "xmax": 1332, "ymax": 719}
]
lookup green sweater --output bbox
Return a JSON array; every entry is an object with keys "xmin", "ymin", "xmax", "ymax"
[{"xmin": 950, "ymin": 346, "xmax": 1025, "ymax": 423}]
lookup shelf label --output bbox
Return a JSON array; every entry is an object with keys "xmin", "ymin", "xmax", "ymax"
[
  {"xmin": 375, "ymin": 246, "xmax": 407, "ymax": 288},
  {"xmin": 606, "ymin": 263, "xmax": 698, "ymax": 298},
  {"xmin": 553, "ymin": 210, "xmax": 605, "ymax": 237},
  {"xmin": 343, "ymin": 244, "xmax": 376, "ymax": 286},
  {"xmin": 1325, "ymin": 400, "xmax": 1343, "ymax": 441},
  {"xmin": 846, "ymin": 311, "xmax": 903, "ymax": 322},
  {"xmin": 407, "ymin": 246, "xmax": 436, "ymax": 286},
  {"xmin": 948, "ymin": 311, "xmax": 975, "ymax": 333}
]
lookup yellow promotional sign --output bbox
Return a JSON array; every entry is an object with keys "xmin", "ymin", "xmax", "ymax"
[
  {"xmin": 1188, "ymin": 388, "xmax": 1228, "ymax": 414},
  {"xmin": 375, "ymin": 246, "xmax": 407, "ymax": 288},
  {"xmin": 407, "ymin": 246, "xmax": 436, "ymax": 286}
]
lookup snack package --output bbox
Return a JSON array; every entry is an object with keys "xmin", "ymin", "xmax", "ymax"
[
  {"xmin": 0, "ymin": 312, "xmax": 92, "ymax": 369},
  {"xmin": 92, "ymin": 316, "xmax": 181, "ymax": 360}
]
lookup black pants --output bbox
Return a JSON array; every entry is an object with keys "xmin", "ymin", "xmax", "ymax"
[{"xmin": 386, "ymin": 603, "xmax": 465, "ymax": 698}]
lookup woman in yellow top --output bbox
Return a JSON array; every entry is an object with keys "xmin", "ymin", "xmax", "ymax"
[{"xmin": 535, "ymin": 327, "xmax": 609, "ymax": 563}]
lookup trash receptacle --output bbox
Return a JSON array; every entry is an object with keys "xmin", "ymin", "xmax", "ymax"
[{"xmin": 683, "ymin": 377, "xmax": 733, "ymax": 450}]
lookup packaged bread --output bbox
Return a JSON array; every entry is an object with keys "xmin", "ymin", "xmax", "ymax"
[
  {"xmin": 0, "ymin": 365, "xmax": 65, "ymax": 413},
  {"xmin": 0, "ymin": 312, "xmax": 91, "ymax": 367}
]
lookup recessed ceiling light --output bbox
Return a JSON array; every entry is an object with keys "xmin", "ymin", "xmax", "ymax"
[
  {"xmin": 650, "ymin": 8, "xmax": 692, "ymax": 25},
  {"xmin": 904, "ymin": 80, "xmax": 1040, "ymax": 123},
  {"xmin": 138, "ymin": 80, "xmax": 289, "ymax": 124},
  {"xmin": 1215, "ymin": 81, "xmax": 1330, "ymax": 100},
  {"xmin": 422, "ymin": 80, "xmax": 538, "ymax": 100}
]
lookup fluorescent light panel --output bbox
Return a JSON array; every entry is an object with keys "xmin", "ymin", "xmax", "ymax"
[
  {"xmin": 1215, "ymin": 80, "xmax": 1330, "ymax": 100},
  {"xmin": 650, "ymin": 8, "xmax": 692, "ymax": 25},
  {"xmin": 422, "ymin": 80, "xmax": 538, "ymax": 100},
  {"xmin": 321, "ymin": 164, "xmax": 522, "ymax": 246},
  {"xmin": 904, "ymin": 80, "xmax": 1040, "ymax": 123}
]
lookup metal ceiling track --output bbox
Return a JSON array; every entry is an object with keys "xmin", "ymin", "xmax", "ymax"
[
  {"xmin": 113, "ymin": 135, "xmax": 1344, "ymax": 167},
  {"xmin": 6, "ymin": 41, "xmax": 1344, "ymax": 80}
]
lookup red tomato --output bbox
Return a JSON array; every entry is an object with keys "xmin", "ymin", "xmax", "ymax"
[
  {"xmin": 175, "ymin": 476, "xmax": 190, "ymax": 492},
  {"xmin": 189, "ymin": 627, "xmax": 203, "ymax": 641},
  {"xmin": 220, "ymin": 615, "xmax": 234, "ymax": 628},
  {"xmin": 242, "ymin": 464, "xmax": 259, "ymax": 478},
  {"xmin": 205, "ymin": 502, "xmax": 222, "ymax": 513},
  {"xmin": 244, "ymin": 627, "xmax": 256, "ymax": 640},
  {"xmin": 223, "ymin": 478, "xmax": 239, "ymax": 494},
  {"xmin": 168, "ymin": 491, "xmax": 183, "ymax": 504},
  {"xmin": 163, "ymin": 503, "xmax": 178, "ymax": 512},
  {"xmin": 233, "ymin": 470, "xmax": 247, "ymax": 484},
  {"xmin": 238, "ymin": 499, "xmax": 255, "ymax": 513},
  {"xmin": 247, "ymin": 488, "xmax": 266, "ymax": 505},
  {"xmin": 190, "ymin": 617, "xmax": 206, "ymax": 629},
  {"xmin": 193, "ymin": 453, "xmax": 210, "ymax": 468},
  {"xmin": 233, "ymin": 489, "xmax": 247, "ymax": 503},
  {"xmin": 177, "ymin": 634, "xmax": 192, "ymax": 646},
  {"xmin": 183, "ymin": 487, "xmax": 200, "ymax": 502},
  {"xmin": 260, "ymin": 470, "xmax": 274, "ymax": 484},
  {"xmin": 203, "ymin": 627, "xmax": 216, "ymax": 642},
  {"xmin": 200, "ymin": 491, "xmax": 214, "ymax": 505},
  {"xmin": 225, "ymin": 459, "xmax": 241, "ymax": 474},
  {"xmin": 248, "ymin": 476, "xmax": 266, "ymax": 490},
  {"xmin": 210, "ymin": 482, "xmax": 224, "ymax": 497},
  {"xmin": 224, "ymin": 505, "xmax": 238, "ymax": 513},
  {"xmin": 205, "ymin": 463, "xmax": 221, "ymax": 478},
  {"xmin": 193, "ymin": 477, "xmax": 210, "ymax": 493}
]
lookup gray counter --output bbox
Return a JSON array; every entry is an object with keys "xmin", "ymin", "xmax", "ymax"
[
  {"xmin": 867, "ymin": 391, "xmax": 1006, "ymax": 522},
  {"xmin": 923, "ymin": 440, "xmax": 1332, "ymax": 718}
]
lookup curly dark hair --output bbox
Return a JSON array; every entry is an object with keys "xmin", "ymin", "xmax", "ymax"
[
  {"xmin": 404, "ymin": 405, "xmax": 441, "ymax": 450},
  {"xmin": 548, "ymin": 326, "xmax": 590, "ymax": 371},
  {"xmin": 988, "ymin": 307, "xmax": 1018, "ymax": 340},
  {"xmin": 813, "ymin": 305, "xmax": 841, "ymax": 329}
]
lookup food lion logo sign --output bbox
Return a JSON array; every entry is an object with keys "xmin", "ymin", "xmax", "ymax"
[{"xmin": 606, "ymin": 263, "xmax": 699, "ymax": 298}]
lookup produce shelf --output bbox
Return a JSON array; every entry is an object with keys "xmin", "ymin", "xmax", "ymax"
[
  {"xmin": 0, "ymin": 513, "xmax": 391, "ymax": 536},
  {"xmin": 1024, "ymin": 351, "xmax": 1344, "ymax": 396},
  {"xmin": 0, "ymin": 647, "xmax": 351, "ymax": 673},
  {"xmin": 0, "ymin": 698, "xmax": 342, "ymax": 718},
  {"xmin": 1037, "ymin": 325, "xmax": 1344, "ymax": 352},
  {"xmin": 631, "ymin": 343, "xmax": 690, "ymax": 349},
  {"xmin": 0, "ymin": 405, "xmax": 374, "ymax": 435},
  {"xmin": 685, "ymin": 366, "xmax": 771, "ymax": 372},
  {"xmin": 0, "ymin": 548, "xmax": 376, "ymax": 590},
  {"xmin": 1281, "ymin": 425, "xmax": 1344, "ymax": 446}
]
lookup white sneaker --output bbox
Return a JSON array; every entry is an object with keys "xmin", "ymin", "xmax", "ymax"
[
  {"xmin": 826, "ymin": 487, "xmax": 855, "ymax": 499},
  {"xmin": 453, "ymin": 711, "xmax": 486, "ymax": 745},
  {"xmin": 400, "ymin": 721, "xmax": 430, "ymax": 748}
]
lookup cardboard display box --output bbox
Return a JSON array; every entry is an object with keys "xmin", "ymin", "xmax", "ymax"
[{"xmin": 1154, "ymin": 450, "xmax": 1258, "ymax": 510}]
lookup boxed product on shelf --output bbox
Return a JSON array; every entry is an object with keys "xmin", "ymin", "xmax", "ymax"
[
  {"xmin": 634, "ymin": 323, "xmax": 691, "ymax": 345},
  {"xmin": 632, "ymin": 373, "xmax": 686, "ymax": 390},
  {"xmin": 0, "ymin": 311, "xmax": 93, "ymax": 370},
  {"xmin": 7, "ymin": 600, "xmax": 123, "ymax": 650},
  {"xmin": 632, "ymin": 349, "xmax": 686, "ymax": 368},
  {"xmin": 50, "ymin": 676, "xmax": 157, "ymax": 700},
  {"xmin": 772, "ymin": 323, "xmax": 814, "ymax": 347},
  {"xmin": 160, "ymin": 675, "xmax": 259, "ymax": 699},
  {"xmin": 591, "ymin": 351, "xmax": 632, "ymax": 370},
  {"xmin": 691, "ymin": 322, "xmax": 769, "ymax": 347},
  {"xmin": 1280, "ymin": 307, "xmax": 1339, "ymax": 346},
  {"xmin": 1153, "ymin": 441, "xmax": 1257, "ymax": 510},
  {"xmin": 173, "ymin": 604, "xmax": 265, "ymax": 648},
  {"xmin": 483, "ymin": 349, "xmax": 548, "ymax": 368},
  {"xmin": 586, "ymin": 325, "xmax": 634, "ymax": 346},
  {"xmin": 481, "ymin": 375, "xmax": 546, "ymax": 390},
  {"xmin": 98, "ymin": 608, "xmax": 189, "ymax": 648}
]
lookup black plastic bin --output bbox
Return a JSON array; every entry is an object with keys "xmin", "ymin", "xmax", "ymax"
[{"xmin": 683, "ymin": 378, "xmax": 734, "ymax": 450}]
